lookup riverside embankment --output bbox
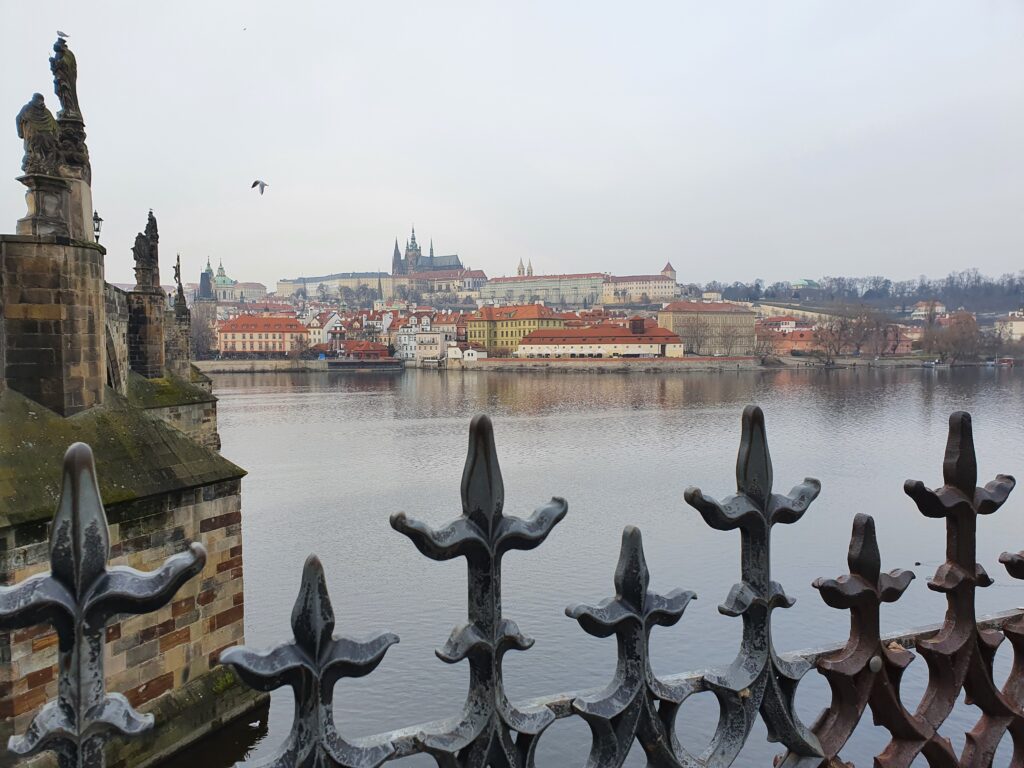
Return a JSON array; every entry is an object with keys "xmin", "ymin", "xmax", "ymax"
[{"xmin": 194, "ymin": 356, "xmax": 936, "ymax": 375}]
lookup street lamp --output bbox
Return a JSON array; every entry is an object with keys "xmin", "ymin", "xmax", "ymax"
[{"xmin": 92, "ymin": 211, "xmax": 103, "ymax": 242}]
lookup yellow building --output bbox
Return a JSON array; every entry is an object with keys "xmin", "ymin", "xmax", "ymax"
[
  {"xmin": 657, "ymin": 301, "xmax": 756, "ymax": 356},
  {"xmin": 467, "ymin": 304, "xmax": 566, "ymax": 356}
]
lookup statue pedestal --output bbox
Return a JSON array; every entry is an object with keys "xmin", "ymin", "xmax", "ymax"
[
  {"xmin": 58, "ymin": 116, "xmax": 93, "ymax": 241},
  {"xmin": 16, "ymin": 174, "xmax": 71, "ymax": 237},
  {"xmin": 59, "ymin": 167, "xmax": 93, "ymax": 242}
]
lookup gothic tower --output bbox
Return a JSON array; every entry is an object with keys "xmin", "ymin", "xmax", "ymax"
[
  {"xmin": 392, "ymin": 239, "xmax": 402, "ymax": 275},
  {"xmin": 404, "ymin": 226, "xmax": 421, "ymax": 272}
]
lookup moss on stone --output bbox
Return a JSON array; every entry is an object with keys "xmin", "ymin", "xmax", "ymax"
[
  {"xmin": 127, "ymin": 371, "xmax": 215, "ymax": 409},
  {"xmin": 0, "ymin": 388, "xmax": 244, "ymax": 527},
  {"xmin": 189, "ymin": 363, "xmax": 212, "ymax": 385}
]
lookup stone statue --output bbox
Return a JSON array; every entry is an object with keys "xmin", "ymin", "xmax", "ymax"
[
  {"xmin": 16, "ymin": 94, "xmax": 60, "ymax": 175},
  {"xmin": 173, "ymin": 254, "xmax": 189, "ymax": 318},
  {"xmin": 132, "ymin": 232, "xmax": 150, "ymax": 268},
  {"xmin": 50, "ymin": 38, "xmax": 81, "ymax": 120},
  {"xmin": 133, "ymin": 211, "xmax": 161, "ymax": 290}
]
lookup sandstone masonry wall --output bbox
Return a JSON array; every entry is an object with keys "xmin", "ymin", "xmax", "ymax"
[
  {"xmin": 143, "ymin": 399, "xmax": 222, "ymax": 452},
  {"xmin": 0, "ymin": 236, "xmax": 105, "ymax": 415},
  {"xmin": 127, "ymin": 290, "xmax": 166, "ymax": 378},
  {"xmin": 164, "ymin": 310, "xmax": 191, "ymax": 380},
  {"xmin": 0, "ymin": 479, "xmax": 248, "ymax": 747},
  {"xmin": 104, "ymin": 283, "xmax": 130, "ymax": 396}
]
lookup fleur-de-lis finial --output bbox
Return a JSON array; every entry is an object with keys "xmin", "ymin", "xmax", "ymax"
[
  {"xmin": 391, "ymin": 415, "xmax": 567, "ymax": 767},
  {"xmin": 776, "ymin": 514, "xmax": 919, "ymax": 766},
  {"xmin": 683, "ymin": 406, "xmax": 823, "ymax": 763},
  {"xmin": 566, "ymin": 526, "xmax": 696, "ymax": 767},
  {"xmin": 219, "ymin": 555, "xmax": 399, "ymax": 768},
  {"xmin": 0, "ymin": 443, "xmax": 206, "ymax": 766},
  {"xmin": 901, "ymin": 411, "xmax": 1017, "ymax": 766}
]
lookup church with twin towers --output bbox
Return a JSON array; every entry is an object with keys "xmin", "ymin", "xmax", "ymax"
[{"xmin": 390, "ymin": 226, "xmax": 464, "ymax": 275}]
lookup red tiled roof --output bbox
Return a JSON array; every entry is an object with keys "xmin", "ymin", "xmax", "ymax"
[
  {"xmin": 341, "ymin": 340, "xmax": 388, "ymax": 352},
  {"xmin": 520, "ymin": 326, "xmax": 681, "ymax": 345},
  {"xmin": 660, "ymin": 301, "xmax": 754, "ymax": 314},
  {"xmin": 218, "ymin": 316, "xmax": 308, "ymax": 333},
  {"xmin": 470, "ymin": 305, "xmax": 563, "ymax": 321}
]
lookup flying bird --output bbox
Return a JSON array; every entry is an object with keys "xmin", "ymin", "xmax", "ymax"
[
  {"xmin": 251, "ymin": 180, "xmax": 268, "ymax": 195},
  {"xmin": 57, "ymin": 30, "xmax": 69, "ymax": 39}
]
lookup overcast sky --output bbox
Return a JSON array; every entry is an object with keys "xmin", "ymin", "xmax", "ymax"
[{"xmin": 2, "ymin": 2, "xmax": 1022, "ymax": 288}]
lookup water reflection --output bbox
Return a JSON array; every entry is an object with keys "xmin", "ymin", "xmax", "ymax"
[{"xmin": 172, "ymin": 367, "xmax": 1021, "ymax": 767}]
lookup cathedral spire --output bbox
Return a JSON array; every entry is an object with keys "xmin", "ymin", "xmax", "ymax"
[
  {"xmin": 517, "ymin": 258, "xmax": 525, "ymax": 277},
  {"xmin": 410, "ymin": 226, "xmax": 417, "ymax": 248},
  {"xmin": 392, "ymin": 239, "xmax": 402, "ymax": 276},
  {"xmin": 429, "ymin": 239, "xmax": 434, "ymax": 258}
]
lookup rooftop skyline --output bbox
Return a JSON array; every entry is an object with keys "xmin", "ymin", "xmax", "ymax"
[{"xmin": 2, "ymin": 1, "xmax": 1022, "ymax": 288}]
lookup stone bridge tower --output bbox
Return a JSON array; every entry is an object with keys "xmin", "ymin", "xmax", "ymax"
[
  {"xmin": 127, "ymin": 210, "xmax": 166, "ymax": 377},
  {"xmin": 4, "ymin": 71, "xmax": 102, "ymax": 415}
]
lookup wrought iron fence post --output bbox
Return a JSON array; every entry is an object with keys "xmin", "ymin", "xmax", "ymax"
[
  {"xmin": 899, "ymin": 412, "xmax": 1017, "ymax": 766},
  {"xmin": 777, "ymin": 514, "xmax": 916, "ymax": 768},
  {"xmin": 219, "ymin": 554, "xmax": 399, "ymax": 768},
  {"xmin": 683, "ymin": 405, "xmax": 823, "ymax": 764},
  {"xmin": 0, "ymin": 443, "xmax": 206, "ymax": 768},
  {"xmin": 391, "ymin": 414, "xmax": 567, "ymax": 768},
  {"xmin": 566, "ymin": 525, "xmax": 696, "ymax": 768}
]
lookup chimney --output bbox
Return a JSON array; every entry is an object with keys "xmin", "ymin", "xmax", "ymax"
[{"xmin": 629, "ymin": 317, "xmax": 645, "ymax": 335}]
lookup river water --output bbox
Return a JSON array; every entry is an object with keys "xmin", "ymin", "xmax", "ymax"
[{"xmin": 165, "ymin": 367, "xmax": 1023, "ymax": 767}]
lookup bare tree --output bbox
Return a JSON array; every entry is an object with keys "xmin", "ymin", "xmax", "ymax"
[
  {"xmin": 678, "ymin": 316, "xmax": 711, "ymax": 355},
  {"xmin": 753, "ymin": 331, "xmax": 779, "ymax": 364},
  {"xmin": 719, "ymin": 324, "xmax": 742, "ymax": 356},
  {"xmin": 813, "ymin": 315, "xmax": 852, "ymax": 365},
  {"xmin": 189, "ymin": 302, "xmax": 217, "ymax": 359},
  {"xmin": 935, "ymin": 312, "xmax": 980, "ymax": 362},
  {"xmin": 289, "ymin": 335, "xmax": 311, "ymax": 360}
]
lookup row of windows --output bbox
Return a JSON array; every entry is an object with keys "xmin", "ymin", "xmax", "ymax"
[
  {"xmin": 223, "ymin": 332, "xmax": 300, "ymax": 340},
  {"xmin": 225, "ymin": 341, "xmax": 291, "ymax": 351}
]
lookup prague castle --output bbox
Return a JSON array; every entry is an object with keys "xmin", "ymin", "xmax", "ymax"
[{"xmin": 391, "ymin": 226, "xmax": 464, "ymax": 275}]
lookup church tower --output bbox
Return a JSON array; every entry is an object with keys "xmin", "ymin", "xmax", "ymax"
[
  {"xmin": 527, "ymin": 259, "xmax": 534, "ymax": 277},
  {"xmin": 404, "ymin": 226, "xmax": 421, "ymax": 272},
  {"xmin": 517, "ymin": 258, "xmax": 525, "ymax": 277},
  {"xmin": 661, "ymin": 262, "xmax": 677, "ymax": 283},
  {"xmin": 392, "ymin": 239, "xmax": 402, "ymax": 275}
]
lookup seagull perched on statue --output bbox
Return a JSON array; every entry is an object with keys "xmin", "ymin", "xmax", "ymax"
[
  {"xmin": 251, "ymin": 179, "xmax": 269, "ymax": 195},
  {"xmin": 57, "ymin": 30, "xmax": 69, "ymax": 39}
]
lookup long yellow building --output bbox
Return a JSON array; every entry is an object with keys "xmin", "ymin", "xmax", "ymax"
[{"xmin": 466, "ymin": 304, "xmax": 566, "ymax": 356}]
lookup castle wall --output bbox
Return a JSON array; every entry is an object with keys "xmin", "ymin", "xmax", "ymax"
[
  {"xmin": 0, "ymin": 235, "xmax": 105, "ymax": 415},
  {"xmin": 142, "ymin": 399, "xmax": 222, "ymax": 452},
  {"xmin": 164, "ymin": 309, "xmax": 191, "ymax": 380},
  {"xmin": 0, "ymin": 479, "xmax": 250, "ymax": 758},
  {"xmin": 104, "ymin": 283, "xmax": 130, "ymax": 396},
  {"xmin": 128, "ymin": 290, "xmax": 166, "ymax": 378}
]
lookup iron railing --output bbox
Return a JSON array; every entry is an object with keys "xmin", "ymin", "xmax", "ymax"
[{"xmin": 0, "ymin": 406, "xmax": 1019, "ymax": 767}]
